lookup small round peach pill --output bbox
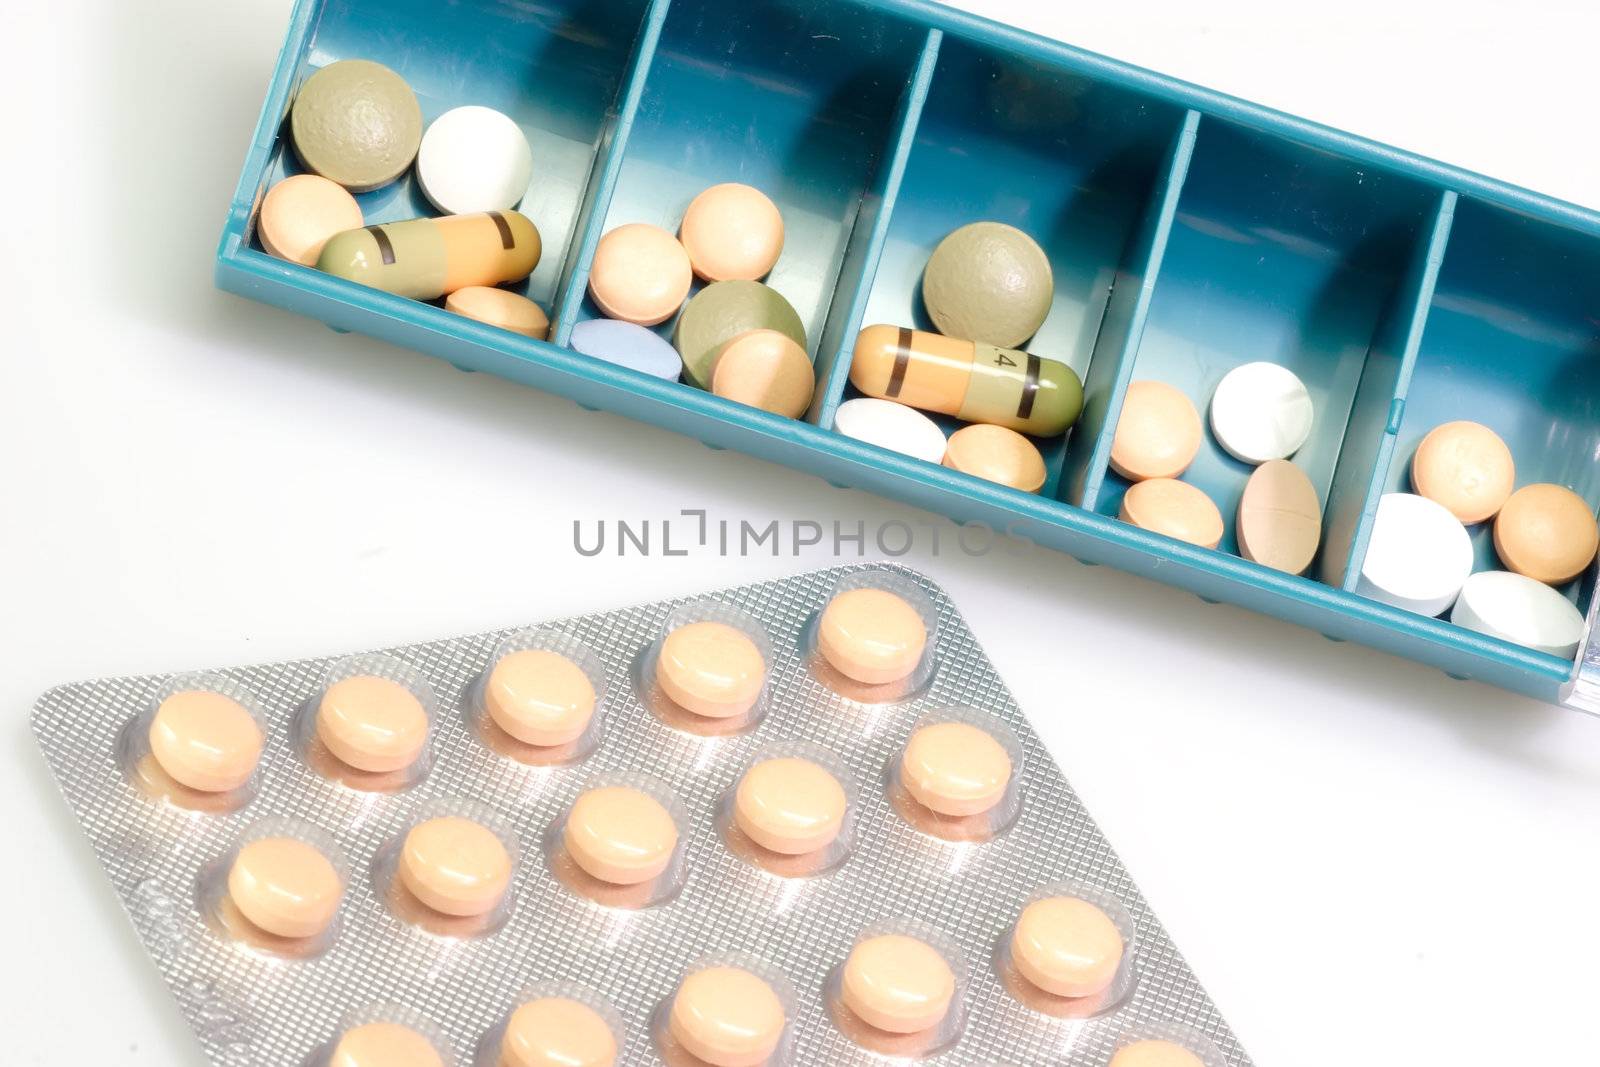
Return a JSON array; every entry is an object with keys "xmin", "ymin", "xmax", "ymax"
[
  {"xmin": 1109, "ymin": 1039, "xmax": 1206, "ymax": 1067},
  {"xmin": 669, "ymin": 966, "xmax": 786, "ymax": 1067},
  {"xmin": 564, "ymin": 785, "xmax": 678, "ymax": 885},
  {"xmin": 1119, "ymin": 478, "xmax": 1224, "ymax": 549},
  {"xmin": 445, "ymin": 286, "xmax": 550, "ymax": 340},
  {"xmin": 486, "ymin": 649, "xmax": 597, "ymax": 747},
  {"xmin": 502, "ymin": 997, "xmax": 618, "ymax": 1067},
  {"xmin": 841, "ymin": 934, "xmax": 955, "ymax": 1034},
  {"xmin": 656, "ymin": 621, "xmax": 766, "ymax": 719},
  {"xmin": 317, "ymin": 674, "xmax": 429, "ymax": 773},
  {"xmin": 734, "ymin": 757, "xmax": 848, "ymax": 855},
  {"xmin": 331, "ymin": 1022, "xmax": 444, "ymax": 1067},
  {"xmin": 399, "ymin": 816, "xmax": 513, "ymax": 917},
  {"xmin": 711, "ymin": 329, "xmax": 815, "ymax": 418},
  {"xmin": 817, "ymin": 587, "xmax": 927, "ymax": 685},
  {"xmin": 148, "ymin": 689, "xmax": 264, "ymax": 793},
  {"xmin": 1411, "ymin": 420, "xmax": 1515, "ymax": 524},
  {"xmin": 588, "ymin": 223, "xmax": 692, "ymax": 326},
  {"xmin": 1111, "ymin": 381, "xmax": 1202, "ymax": 482},
  {"xmin": 680, "ymin": 183, "xmax": 784, "ymax": 282},
  {"xmin": 901, "ymin": 721, "xmax": 1011, "ymax": 817},
  {"xmin": 226, "ymin": 836, "xmax": 343, "ymax": 939},
  {"xmin": 1494, "ymin": 483, "xmax": 1600, "ymax": 585},
  {"xmin": 258, "ymin": 174, "xmax": 363, "ymax": 266},
  {"xmin": 1010, "ymin": 896, "xmax": 1125, "ymax": 998},
  {"xmin": 944, "ymin": 423, "xmax": 1048, "ymax": 493}
]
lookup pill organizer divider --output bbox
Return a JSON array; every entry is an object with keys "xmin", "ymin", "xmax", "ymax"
[{"xmin": 216, "ymin": 0, "xmax": 1600, "ymax": 708}]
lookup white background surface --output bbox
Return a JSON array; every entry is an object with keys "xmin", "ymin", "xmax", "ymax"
[{"xmin": 4, "ymin": 1, "xmax": 1600, "ymax": 1063}]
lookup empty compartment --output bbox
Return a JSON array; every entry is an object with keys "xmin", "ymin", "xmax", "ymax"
[
  {"xmin": 1372, "ymin": 197, "xmax": 1600, "ymax": 648},
  {"xmin": 568, "ymin": 0, "xmax": 931, "ymax": 384},
  {"xmin": 1088, "ymin": 120, "xmax": 1440, "ymax": 575},
  {"xmin": 247, "ymin": 0, "xmax": 657, "ymax": 314},
  {"xmin": 826, "ymin": 39, "xmax": 1192, "ymax": 498}
]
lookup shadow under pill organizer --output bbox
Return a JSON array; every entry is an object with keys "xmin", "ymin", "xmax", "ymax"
[
  {"xmin": 33, "ymin": 564, "xmax": 1249, "ymax": 1066},
  {"xmin": 215, "ymin": 0, "xmax": 1600, "ymax": 709}
]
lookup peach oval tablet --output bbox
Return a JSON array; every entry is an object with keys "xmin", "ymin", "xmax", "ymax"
[
  {"xmin": 445, "ymin": 286, "xmax": 550, "ymax": 340},
  {"xmin": 564, "ymin": 785, "xmax": 678, "ymax": 885},
  {"xmin": 817, "ymin": 587, "xmax": 927, "ymax": 685},
  {"xmin": 1010, "ymin": 896, "xmax": 1125, "ymax": 998},
  {"xmin": 588, "ymin": 223, "xmax": 692, "ymax": 326},
  {"xmin": 148, "ymin": 689, "xmax": 264, "ymax": 793},
  {"xmin": 502, "ymin": 997, "xmax": 618, "ymax": 1067},
  {"xmin": 1493, "ymin": 483, "xmax": 1600, "ymax": 585},
  {"xmin": 1119, "ymin": 478, "xmax": 1223, "ymax": 550},
  {"xmin": 680, "ymin": 183, "xmax": 785, "ymax": 282},
  {"xmin": 669, "ymin": 966, "xmax": 786, "ymax": 1067},
  {"xmin": 317, "ymin": 674, "xmax": 429, "ymax": 773},
  {"xmin": 711, "ymin": 329, "xmax": 815, "ymax": 418},
  {"xmin": 841, "ymin": 934, "xmax": 956, "ymax": 1034},
  {"xmin": 901, "ymin": 721, "xmax": 1011, "ymax": 817},
  {"xmin": 656, "ymin": 621, "xmax": 766, "ymax": 719},
  {"xmin": 1411, "ymin": 421, "xmax": 1515, "ymax": 524},
  {"xmin": 943, "ymin": 423, "xmax": 1047, "ymax": 493},
  {"xmin": 331, "ymin": 1022, "xmax": 445, "ymax": 1067},
  {"xmin": 1237, "ymin": 459, "xmax": 1321, "ymax": 574},
  {"xmin": 486, "ymin": 649, "xmax": 597, "ymax": 747},
  {"xmin": 1110, "ymin": 381, "xmax": 1202, "ymax": 482},
  {"xmin": 258, "ymin": 174, "xmax": 363, "ymax": 267},
  {"xmin": 735, "ymin": 757, "xmax": 848, "ymax": 855},
  {"xmin": 1109, "ymin": 1039, "xmax": 1206, "ymax": 1067},
  {"xmin": 399, "ymin": 816, "xmax": 513, "ymax": 917},
  {"xmin": 226, "ymin": 836, "xmax": 343, "ymax": 939}
]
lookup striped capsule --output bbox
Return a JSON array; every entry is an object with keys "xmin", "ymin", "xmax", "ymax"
[
  {"xmin": 850, "ymin": 324, "xmax": 1082, "ymax": 438},
  {"xmin": 316, "ymin": 210, "xmax": 541, "ymax": 301}
]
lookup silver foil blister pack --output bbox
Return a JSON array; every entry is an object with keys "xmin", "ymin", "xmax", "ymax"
[{"xmin": 31, "ymin": 563, "xmax": 1252, "ymax": 1066}]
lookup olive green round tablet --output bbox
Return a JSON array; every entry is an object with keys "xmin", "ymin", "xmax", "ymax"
[
  {"xmin": 922, "ymin": 221, "xmax": 1053, "ymax": 348},
  {"xmin": 291, "ymin": 60, "xmax": 423, "ymax": 192},
  {"xmin": 673, "ymin": 280, "xmax": 806, "ymax": 389}
]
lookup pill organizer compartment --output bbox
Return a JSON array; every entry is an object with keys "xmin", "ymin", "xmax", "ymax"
[{"xmin": 819, "ymin": 35, "xmax": 1193, "ymax": 501}]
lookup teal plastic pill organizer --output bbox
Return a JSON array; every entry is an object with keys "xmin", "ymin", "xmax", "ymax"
[{"xmin": 215, "ymin": 0, "xmax": 1600, "ymax": 709}]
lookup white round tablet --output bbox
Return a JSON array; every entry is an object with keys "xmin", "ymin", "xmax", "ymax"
[
  {"xmin": 1451, "ymin": 570, "xmax": 1586, "ymax": 658},
  {"xmin": 1358, "ymin": 493, "xmax": 1474, "ymax": 617},
  {"xmin": 1210, "ymin": 362, "xmax": 1314, "ymax": 465},
  {"xmin": 416, "ymin": 105, "xmax": 533, "ymax": 215},
  {"xmin": 835, "ymin": 398, "xmax": 946, "ymax": 465}
]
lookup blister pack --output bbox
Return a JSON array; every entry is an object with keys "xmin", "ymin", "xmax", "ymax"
[{"xmin": 32, "ymin": 564, "xmax": 1251, "ymax": 1066}]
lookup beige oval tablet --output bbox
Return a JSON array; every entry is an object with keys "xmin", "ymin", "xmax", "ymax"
[
  {"xmin": 656, "ymin": 621, "xmax": 766, "ymax": 719},
  {"xmin": 148, "ymin": 690, "xmax": 264, "ymax": 793},
  {"xmin": 588, "ymin": 223, "xmax": 692, "ymax": 326},
  {"xmin": 901, "ymin": 721, "xmax": 1011, "ymax": 817},
  {"xmin": 734, "ymin": 757, "xmax": 848, "ymax": 855},
  {"xmin": 710, "ymin": 329, "xmax": 815, "ymax": 419},
  {"xmin": 841, "ymin": 934, "xmax": 955, "ymax": 1034},
  {"xmin": 445, "ymin": 286, "xmax": 550, "ymax": 339},
  {"xmin": 259, "ymin": 174, "xmax": 363, "ymax": 266},
  {"xmin": 680, "ymin": 183, "xmax": 785, "ymax": 283},
  {"xmin": 1411, "ymin": 420, "xmax": 1515, "ymax": 524},
  {"xmin": 227, "ymin": 837, "xmax": 343, "ymax": 940},
  {"xmin": 1120, "ymin": 478, "xmax": 1223, "ymax": 550},
  {"xmin": 1494, "ymin": 483, "xmax": 1600, "ymax": 586},
  {"xmin": 1110, "ymin": 381, "xmax": 1202, "ymax": 482},
  {"xmin": 486, "ymin": 649, "xmax": 596, "ymax": 747},
  {"xmin": 1109, "ymin": 1039, "xmax": 1206, "ymax": 1067},
  {"xmin": 564, "ymin": 785, "xmax": 678, "ymax": 885},
  {"xmin": 1010, "ymin": 896, "xmax": 1124, "ymax": 998},
  {"xmin": 399, "ymin": 816, "xmax": 512, "ymax": 917},
  {"xmin": 669, "ymin": 965, "xmax": 786, "ymax": 1067},
  {"xmin": 502, "ymin": 996, "xmax": 618, "ymax": 1067},
  {"xmin": 1237, "ymin": 459, "xmax": 1322, "ymax": 574},
  {"xmin": 317, "ymin": 674, "xmax": 429, "ymax": 773},
  {"xmin": 943, "ymin": 423, "xmax": 1047, "ymax": 493},
  {"xmin": 331, "ymin": 1022, "xmax": 444, "ymax": 1067},
  {"xmin": 817, "ymin": 587, "xmax": 927, "ymax": 685}
]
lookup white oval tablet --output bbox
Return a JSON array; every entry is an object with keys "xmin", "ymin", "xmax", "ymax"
[
  {"xmin": 1357, "ymin": 493, "xmax": 1474, "ymax": 617},
  {"xmin": 834, "ymin": 398, "xmax": 946, "ymax": 465},
  {"xmin": 1451, "ymin": 570, "xmax": 1586, "ymax": 658},
  {"xmin": 417, "ymin": 105, "xmax": 533, "ymax": 215},
  {"xmin": 1210, "ymin": 362, "xmax": 1314, "ymax": 465}
]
